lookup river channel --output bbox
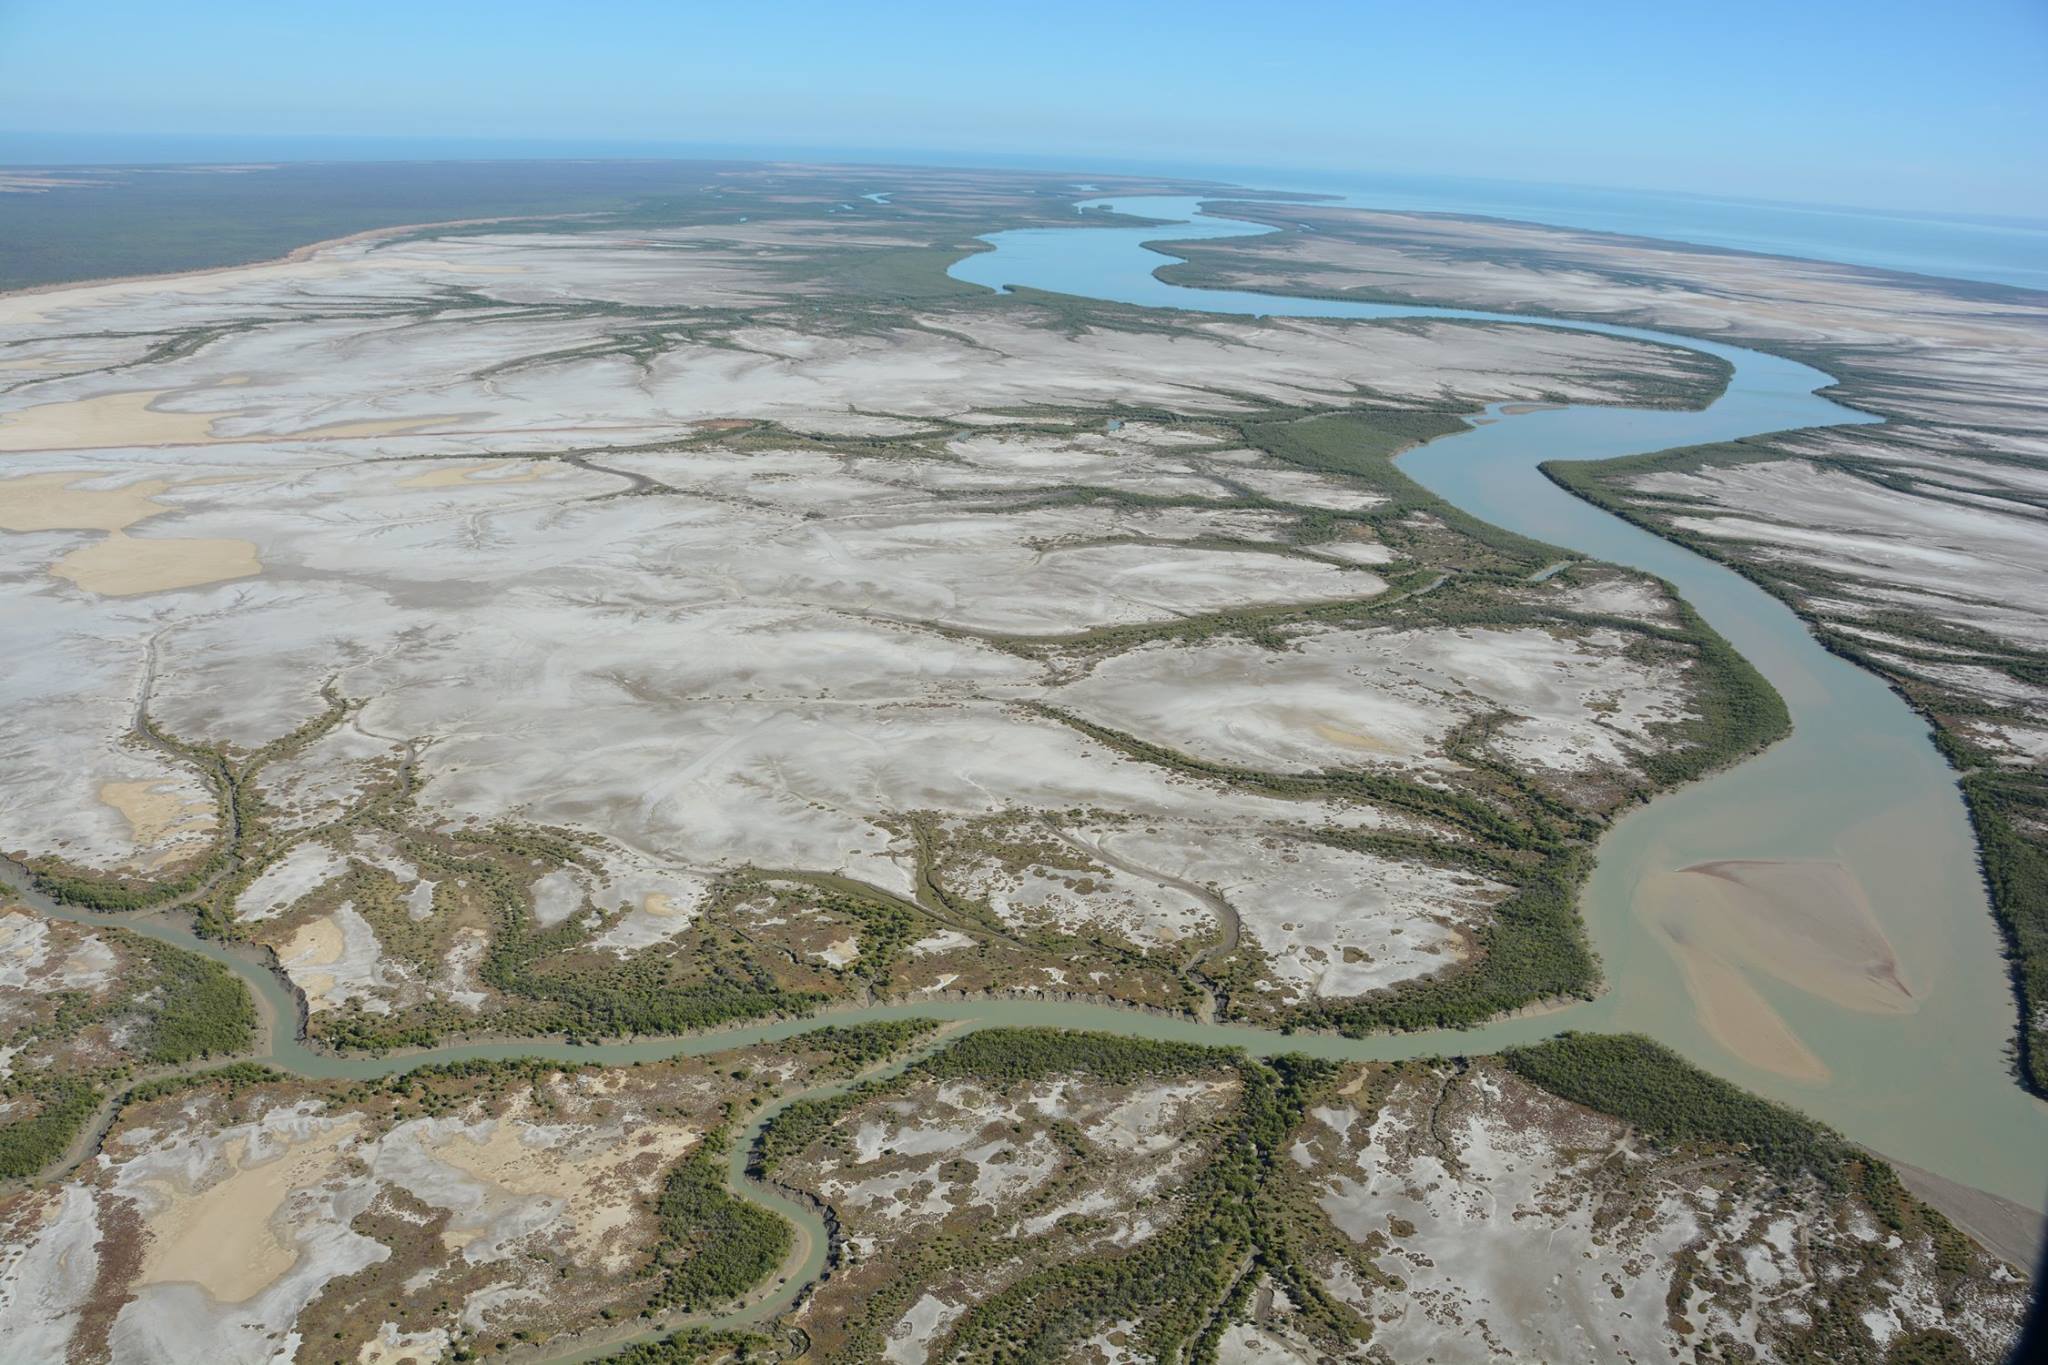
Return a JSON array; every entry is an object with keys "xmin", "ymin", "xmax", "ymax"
[
  {"xmin": 950, "ymin": 195, "xmax": 2048, "ymax": 1211},
  {"xmin": 9, "ymin": 191, "xmax": 2045, "ymax": 1358}
]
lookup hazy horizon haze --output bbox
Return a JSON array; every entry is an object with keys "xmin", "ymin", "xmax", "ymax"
[{"xmin": 3, "ymin": 0, "xmax": 2044, "ymax": 218}]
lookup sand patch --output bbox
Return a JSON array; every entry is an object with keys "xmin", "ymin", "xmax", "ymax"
[
  {"xmin": 51, "ymin": 529, "xmax": 260, "ymax": 595},
  {"xmin": 1667, "ymin": 937, "xmax": 1830, "ymax": 1083},
  {"xmin": 0, "ymin": 174, "xmax": 108, "ymax": 192},
  {"xmin": 358, "ymin": 1324, "xmax": 455, "ymax": 1365},
  {"xmin": 236, "ymin": 842, "xmax": 350, "ymax": 922},
  {"xmin": 885, "ymin": 1292, "xmax": 967, "ymax": 1365},
  {"xmin": 0, "ymin": 388, "xmax": 464, "ymax": 453},
  {"xmin": 0, "ymin": 390, "xmax": 222, "ymax": 451},
  {"xmin": 0, "ymin": 909, "xmax": 56, "ymax": 986},
  {"xmin": 280, "ymin": 903, "xmax": 398, "ymax": 1014},
  {"xmin": 1653, "ymin": 860, "xmax": 1913, "ymax": 1010},
  {"xmin": 1637, "ymin": 858, "xmax": 1913, "ymax": 1082},
  {"xmin": 285, "ymin": 414, "xmax": 463, "ymax": 441},
  {"xmin": 0, "ymin": 471, "xmax": 171, "ymax": 531},
  {"xmin": 136, "ymin": 1121, "xmax": 362, "ymax": 1304},
  {"xmin": 814, "ymin": 935, "xmax": 860, "ymax": 969},
  {"xmin": 98, "ymin": 779, "xmax": 215, "ymax": 853},
  {"xmin": 584, "ymin": 873, "xmax": 713, "ymax": 955},
  {"xmin": 1312, "ymin": 721, "xmax": 1401, "ymax": 754},
  {"xmin": 426, "ymin": 1115, "xmax": 697, "ymax": 1269},
  {"xmin": 397, "ymin": 459, "xmax": 555, "ymax": 490},
  {"xmin": 282, "ymin": 915, "xmax": 346, "ymax": 1010},
  {"xmin": 368, "ymin": 254, "xmax": 529, "ymax": 277},
  {"xmin": 11, "ymin": 471, "xmax": 261, "ymax": 596}
]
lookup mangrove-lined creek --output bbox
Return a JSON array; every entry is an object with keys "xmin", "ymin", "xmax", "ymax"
[{"xmin": 13, "ymin": 194, "xmax": 2045, "ymax": 1359}]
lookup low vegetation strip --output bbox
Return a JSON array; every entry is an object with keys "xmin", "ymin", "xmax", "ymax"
[
  {"xmin": 1246, "ymin": 409, "xmax": 1558, "ymax": 572},
  {"xmin": 598, "ymin": 1329, "xmax": 771, "ymax": 1364}
]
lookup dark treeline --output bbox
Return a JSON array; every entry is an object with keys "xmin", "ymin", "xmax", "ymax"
[
  {"xmin": 1504, "ymin": 1032, "xmax": 1859, "ymax": 1182},
  {"xmin": 597, "ymin": 1328, "xmax": 767, "ymax": 1364},
  {"xmin": 1964, "ymin": 769, "xmax": 2048, "ymax": 1093},
  {"xmin": 647, "ymin": 1137, "xmax": 791, "ymax": 1315},
  {"xmin": 0, "ymin": 1078, "xmax": 98, "ymax": 1180},
  {"xmin": 141, "ymin": 941, "xmax": 258, "ymax": 1064},
  {"xmin": 0, "ymin": 930, "xmax": 261, "ymax": 1181}
]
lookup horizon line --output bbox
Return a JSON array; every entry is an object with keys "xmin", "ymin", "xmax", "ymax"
[{"xmin": 7, "ymin": 132, "xmax": 2048, "ymax": 232}]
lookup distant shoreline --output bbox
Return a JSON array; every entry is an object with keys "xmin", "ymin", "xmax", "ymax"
[{"xmin": 0, "ymin": 211, "xmax": 593, "ymax": 305}]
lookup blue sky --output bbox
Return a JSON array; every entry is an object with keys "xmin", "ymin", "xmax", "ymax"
[{"xmin": 3, "ymin": 0, "xmax": 2044, "ymax": 216}]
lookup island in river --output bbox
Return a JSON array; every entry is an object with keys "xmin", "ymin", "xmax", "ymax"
[{"xmin": 0, "ymin": 160, "xmax": 2039, "ymax": 1362}]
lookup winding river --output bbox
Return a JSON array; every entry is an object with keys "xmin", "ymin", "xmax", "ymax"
[
  {"xmin": 9, "ymin": 192, "xmax": 2046, "ymax": 1358},
  {"xmin": 949, "ymin": 196, "xmax": 2048, "ymax": 1213}
]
